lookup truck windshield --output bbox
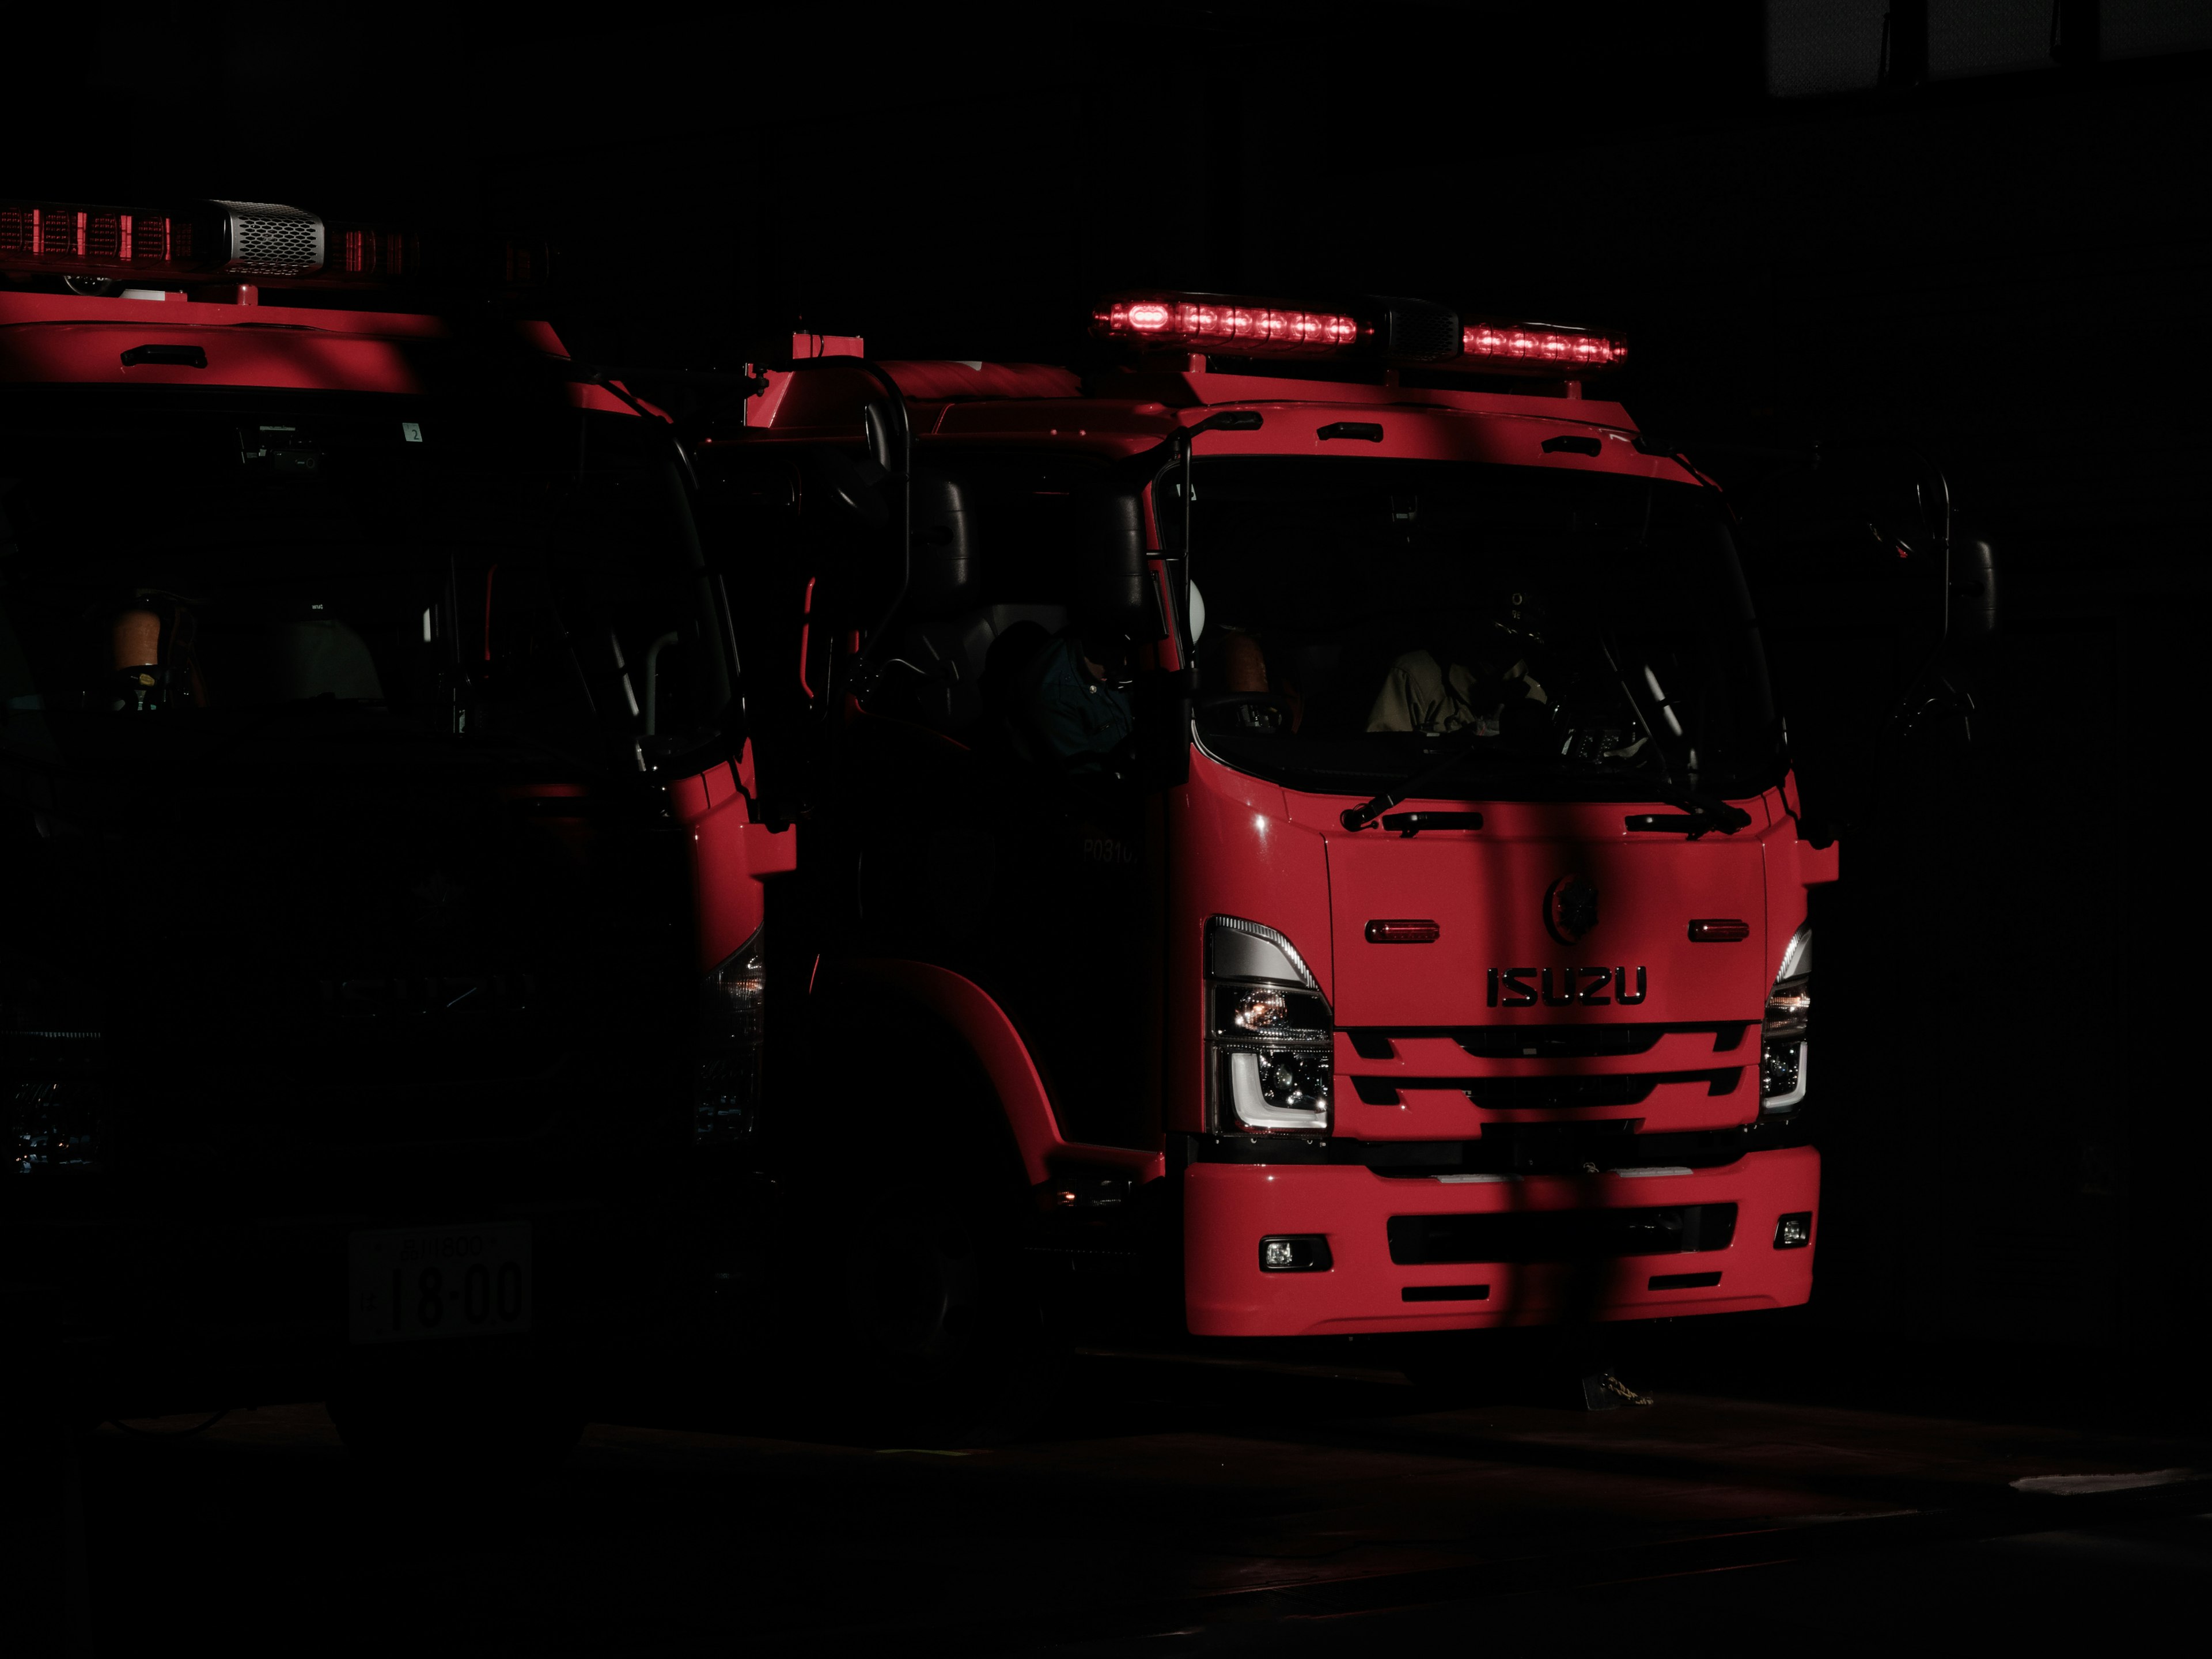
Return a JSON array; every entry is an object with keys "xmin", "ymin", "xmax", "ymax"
[
  {"xmin": 1179, "ymin": 457, "xmax": 1781, "ymax": 801},
  {"xmin": 0, "ymin": 391, "xmax": 729, "ymax": 777}
]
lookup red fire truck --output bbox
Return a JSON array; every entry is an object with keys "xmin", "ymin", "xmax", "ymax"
[
  {"xmin": 0, "ymin": 196, "xmax": 791, "ymax": 1459},
  {"xmin": 706, "ymin": 291, "xmax": 1963, "ymax": 1423}
]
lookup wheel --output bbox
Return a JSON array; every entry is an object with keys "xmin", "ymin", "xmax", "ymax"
[
  {"xmin": 784, "ymin": 1001, "xmax": 1064, "ymax": 1446},
  {"xmin": 822, "ymin": 1179, "xmax": 1059, "ymax": 1446}
]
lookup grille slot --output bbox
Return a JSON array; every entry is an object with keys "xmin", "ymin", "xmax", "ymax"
[
  {"xmin": 1351, "ymin": 1068, "xmax": 1742, "ymax": 1108},
  {"xmin": 1343, "ymin": 1022, "xmax": 1750, "ymax": 1060},
  {"xmin": 1388, "ymin": 1203, "xmax": 1738, "ymax": 1264}
]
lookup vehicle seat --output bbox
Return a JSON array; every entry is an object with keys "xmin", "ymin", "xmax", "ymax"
[
  {"xmin": 264, "ymin": 619, "xmax": 384, "ymax": 703},
  {"xmin": 885, "ymin": 465, "xmax": 1067, "ymax": 735}
]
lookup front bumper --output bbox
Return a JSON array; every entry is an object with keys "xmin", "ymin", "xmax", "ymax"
[{"xmin": 1184, "ymin": 1146, "xmax": 1818, "ymax": 1337}]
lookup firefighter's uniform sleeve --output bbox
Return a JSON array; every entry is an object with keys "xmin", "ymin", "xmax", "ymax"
[{"xmin": 1034, "ymin": 638, "xmax": 1135, "ymax": 764}]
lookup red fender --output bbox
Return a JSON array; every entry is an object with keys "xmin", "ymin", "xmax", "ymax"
[{"xmin": 839, "ymin": 959, "xmax": 1164, "ymax": 1189}]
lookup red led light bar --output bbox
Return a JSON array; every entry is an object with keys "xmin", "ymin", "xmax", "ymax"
[
  {"xmin": 0, "ymin": 197, "xmax": 544, "ymax": 291},
  {"xmin": 1091, "ymin": 290, "xmax": 1626, "ymax": 374},
  {"xmin": 0, "ymin": 200, "xmax": 210, "ymax": 279},
  {"xmin": 1460, "ymin": 320, "xmax": 1628, "ymax": 369},
  {"xmin": 1093, "ymin": 292, "xmax": 1366, "ymax": 357}
]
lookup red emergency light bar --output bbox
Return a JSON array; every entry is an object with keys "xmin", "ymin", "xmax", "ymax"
[
  {"xmin": 0, "ymin": 196, "xmax": 543, "ymax": 290},
  {"xmin": 1092, "ymin": 290, "xmax": 1626, "ymax": 374},
  {"xmin": 1093, "ymin": 293, "xmax": 1365, "ymax": 357},
  {"xmin": 1461, "ymin": 320, "xmax": 1628, "ymax": 369}
]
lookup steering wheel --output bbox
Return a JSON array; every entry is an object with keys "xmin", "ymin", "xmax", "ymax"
[{"xmin": 1195, "ymin": 691, "xmax": 1297, "ymax": 733}]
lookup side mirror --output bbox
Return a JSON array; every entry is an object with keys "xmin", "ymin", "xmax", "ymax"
[
  {"xmin": 1077, "ymin": 483, "xmax": 1149, "ymax": 633},
  {"xmin": 1949, "ymin": 536, "xmax": 1998, "ymax": 641},
  {"xmin": 1724, "ymin": 444, "xmax": 1985, "ymax": 831},
  {"xmin": 904, "ymin": 467, "xmax": 979, "ymax": 616}
]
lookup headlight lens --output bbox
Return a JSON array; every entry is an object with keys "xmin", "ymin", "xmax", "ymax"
[
  {"xmin": 1232, "ymin": 987, "xmax": 1289, "ymax": 1031},
  {"xmin": 1761, "ymin": 923, "xmax": 1811, "ymax": 1111},
  {"xmin": 695, "ymin": 931, "xmax": 765, "ymax": 1145},
  {"xmin": 6, "ymin": 1029, "xmax": 105, "ymax": 1175},
  {"xmin": 1207, "ymin": 917, "xmax": 1331, "ymax": 1137}
]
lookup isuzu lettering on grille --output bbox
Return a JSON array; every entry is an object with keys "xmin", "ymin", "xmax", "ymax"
[{"xmin": 1487, "ymin": 967, "xmax": 1648, "ymax": 1007}]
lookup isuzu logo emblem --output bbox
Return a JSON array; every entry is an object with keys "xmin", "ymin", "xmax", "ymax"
[
  {"xmin": 1544, "ymin": 874, "xmax": 1599, "ymax": 945},
  {"xmin": 1488, "ymin": 966, "xmax": 1647, "ymax": 1007}
]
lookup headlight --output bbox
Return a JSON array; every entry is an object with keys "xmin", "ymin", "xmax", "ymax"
[
  {"xmin": 6, "ymin": 1028, "xmax": 105, "ymax": 1175},
  {"xmin": 1760, "ymin": 923, "xmax": 1810, "ymax": 1112},
  {"xmin": 695, "ymin": 931, "xmax": 764, "ymax": 1145},
  {"xmin": 1207, "ymin": 916, "xmax": 1331, "ymax": 1137}
]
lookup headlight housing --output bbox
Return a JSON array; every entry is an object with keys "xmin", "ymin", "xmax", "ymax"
[
  {"xmin": 695, "ymin": 930, "xmax": 765, "ymax": 1144},
  {"xmin": 1207, "ymin": 916, "xmax": 1331, "ymax": 1137},
  {"xmin": 1761, "ymin": 923, "xmax": 1810, "ymax": 1112},
  {"xmin": 7, "ymin": 1028, "xmax": 105, "ymax": 1175}
]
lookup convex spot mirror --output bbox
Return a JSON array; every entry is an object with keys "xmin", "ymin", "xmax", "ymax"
[
  {"xmin": 1733, "ymin": 460, "xmax": 1949, "ymax": 639},
  {"xmin": 904, "ymin": 467, "xmax": 978, "ymax": 616},
  {"xmin": 1949, "ymin": 536, "xmax": 1998, "ymax": 642},
  {"xmin": 800, "ymin": 444, "xmax": 889, "ymax": 531}
]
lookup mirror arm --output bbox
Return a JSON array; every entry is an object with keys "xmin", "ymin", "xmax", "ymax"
[
  {"xmin": 763, "ymin": 356, "xmax": 912, "ymax": 695},
  {"xmin": 1158, "ymin": 410, "xmax": 1264, "ymax": 661}
]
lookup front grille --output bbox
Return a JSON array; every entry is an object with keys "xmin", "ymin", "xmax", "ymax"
[
  {"xmin": 1346, "ymin": 1022, "xmax": 1750, "ymax": 1060},
  {"xmin": 1387, "ymin": 1202, "xmax": 1738, "ymax": 1264},
  {"xmin": 1351, "ymin": 1068, "xmax": 1742, "ymax": 1108}
]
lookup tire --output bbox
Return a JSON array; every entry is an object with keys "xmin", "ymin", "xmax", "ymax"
[
  {"xmin": 819, "ymin": 1175, "xmax": 1059, "ymax": 1447},
  {"xmin": 786, "ymin": 999, "xmax": 1063, "ymax": 1446}
]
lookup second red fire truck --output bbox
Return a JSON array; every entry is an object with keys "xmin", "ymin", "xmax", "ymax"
[{"xmin": 0, "ymin": 195, "xmax": 793, "ymax": 1459}]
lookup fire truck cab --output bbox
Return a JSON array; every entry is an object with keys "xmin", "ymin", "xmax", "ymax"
[
  {"xmin": 0, "ymin": 196, "xmax": 791, "ymax": 1455},
  {"xmin": 709, "ymin": 289, "xmax": 1936, "ymax": 1419}
]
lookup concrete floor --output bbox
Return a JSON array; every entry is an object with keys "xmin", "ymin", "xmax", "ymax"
[{"xmin": 29, "ymin": 1328, "xmax": 2212, "ymax": 1656}]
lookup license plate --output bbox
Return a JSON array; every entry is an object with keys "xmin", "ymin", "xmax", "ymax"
[{"xmin": 348, "ymin": 1223, "xmax": 531, "ymax": 1344}]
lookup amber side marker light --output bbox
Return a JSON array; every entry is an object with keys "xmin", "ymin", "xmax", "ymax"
[
  {"xmin": 1687, "ymin": 919, "xmax": 1751, "ymax": 943},
  {"xmin": 1365, "ymin": 920, "xmax": 1441, "ymax": 945}
]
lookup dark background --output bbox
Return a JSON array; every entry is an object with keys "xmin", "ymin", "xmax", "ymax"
[{"xmin": 15, "ymin": 1, "xmax": 2211, "ymax": 1357}]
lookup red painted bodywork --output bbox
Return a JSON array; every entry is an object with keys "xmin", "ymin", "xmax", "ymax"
[
  {"xmin": 1184, "ymin": 1149, "xmax": 1819, "ymax": 1335},
  {"xmin": 838, "ymin": 959, "xmax": 1163, "ymax": 1189},
  {"xmin": 729, "ymin": 338, "xmax": 1840, "ymax": 1339}
]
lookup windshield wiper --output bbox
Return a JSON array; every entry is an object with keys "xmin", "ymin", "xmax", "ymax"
[
  {"xmin": 1339, "ymin": 735, "xmax": 1751, "ymax": 836},
  {"xmin": 1339, "ymin": 726, "xmax": 1493, "ymax": 831},
  {"xmin": 1627, "ymin": 793, "xmax": 1754, "ymax": 837}
]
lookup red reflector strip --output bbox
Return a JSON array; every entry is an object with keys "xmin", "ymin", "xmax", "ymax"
[
  {"xmin": 1687, "ymin": 919, "xmax": 1751, "ymax": 943},
  {"xmin": 1365, "ymin": 919, "xmax": 1441, "ymax": 945},
  {"xmin": 1093, "ymin": 293, "xmax": 1364, "ymax": 357},
  {"xmin": 1462, "ymin": 323, "xmax": 1627, "ymax": 368}
]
